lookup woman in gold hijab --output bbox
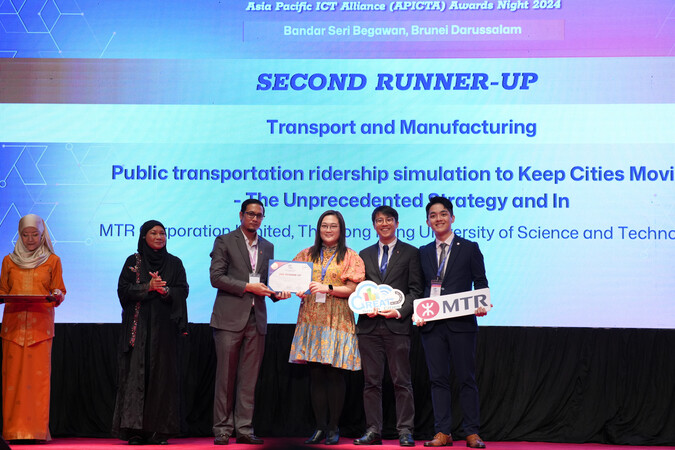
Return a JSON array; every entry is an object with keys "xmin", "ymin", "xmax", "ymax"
[{"xmin": 0, "ymin": 214, "xmax": 65, "ymax": 444}]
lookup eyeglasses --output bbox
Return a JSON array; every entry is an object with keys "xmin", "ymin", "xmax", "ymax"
[
  {"xmin": 375, "ymin": 217, "xmax": 396, "ymax": 225},
  {"xmin": 244, "ymin": 211, "xmax": 264, "ymax": 220},
  {"xmin": 428, "ymin": 210, "xmax": 451, "ymax": 220},
  {"xmin": 320, "ymin": 224, "xmax": 339, "ymax": 230}
]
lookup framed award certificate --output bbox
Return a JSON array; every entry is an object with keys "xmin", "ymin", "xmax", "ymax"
[{"xmin": 268, "ymin": 260, "xmax": 313, "ymax": 293}]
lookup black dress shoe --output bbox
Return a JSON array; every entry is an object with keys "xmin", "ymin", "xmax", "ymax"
[
  {"xmin": 324, "ymin": 429, "xmax": 340, "ymax": 445},
  {"xmin": 305, "ymin": 429, "xmax": 325, "ymax": 444},
  {"xmin": 214, "ymin": 434, "xmax": 230, "ymax": 445},
  {"xmin": 128, "ymin": 435, "xmax": 145, "ymax": 445},
  {"xmin": 236, "ymin": 434, "xmax": 264, "ymax": 444},
  {"xmin": 147, "ymin": 433, "xmax": 169, "ymax": 445},
  {"xmin": 399, "ymin": 433, "xmax": 415, "ymax": 447},
  {"xmin": 354, "ymin": 431, "xmax": 382, "ymax": 445}
]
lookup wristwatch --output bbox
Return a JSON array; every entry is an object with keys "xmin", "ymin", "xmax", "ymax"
[{"xmin": 328, "ymin": 284, "xmax": 334, "ymax": 291}]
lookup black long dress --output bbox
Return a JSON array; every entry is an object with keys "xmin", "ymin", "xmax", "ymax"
[{"xmin": 111, "ymin": 221, "xmax": 189, "ymax": 441}]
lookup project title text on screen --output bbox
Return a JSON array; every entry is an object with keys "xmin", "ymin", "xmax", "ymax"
[{"xmin": 111, "ymin": 165, "xmax": 675, "ymax": 184}]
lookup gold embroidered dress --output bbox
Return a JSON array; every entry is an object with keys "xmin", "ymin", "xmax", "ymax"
[
  {"xmin": 0, "ymin": 253, "xmax": 65, "ymax": 441},
  {"xmin": 289, "ymin": 247, "xmax": 365, "ymax": 371}
]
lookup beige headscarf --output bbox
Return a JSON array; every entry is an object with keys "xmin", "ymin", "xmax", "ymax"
[{"xmin": 9, "ymin": 214, "xmax": 55, "ymax": 269}]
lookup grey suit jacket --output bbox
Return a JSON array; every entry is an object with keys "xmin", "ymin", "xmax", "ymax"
[{"xmin": 209, "ymin": 227, "xmax": 274, "ymax": 335}]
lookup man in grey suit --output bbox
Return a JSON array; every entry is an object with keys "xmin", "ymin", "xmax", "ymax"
[
  {"xmin": 209, "ymin": 199, "xmax": 288, "ymax": 445},
  {"xmin": 354, "ymin": 206, "xmax": 424, "ymax": 447}
]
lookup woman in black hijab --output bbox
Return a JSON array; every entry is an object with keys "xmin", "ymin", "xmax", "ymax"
[{"xmin": 112, "ymin": 220, "xmax": 189, "ymax": 445}]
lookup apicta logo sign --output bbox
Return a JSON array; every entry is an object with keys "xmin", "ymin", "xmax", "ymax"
[{"xmin": 348, "ymin": 281, "xmax": 404, "ymax": 314}]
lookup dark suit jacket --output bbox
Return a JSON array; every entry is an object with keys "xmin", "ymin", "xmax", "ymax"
[
  {"xmin": 209, "ymin": 227, "xmax": 274, "ymax": 335},
  {"xmin": 419, "ymin": 235, "xmax": 488, "ymax": 333},
  {"xmin": 356, "ymin": 241, "xmax": 424, "ymax": 335}
]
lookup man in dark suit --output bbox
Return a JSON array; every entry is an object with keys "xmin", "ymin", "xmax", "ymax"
[
  {"xmin": 209, "ymin": 199, "xmax": 288, "ymax": 445},
  {"xmin": 354, "ymin": 206, "xmax": 423, "ymax": 447},
  {"xmin": 416, "ymin": 196, "xmax": 489, "ymax": 449}
]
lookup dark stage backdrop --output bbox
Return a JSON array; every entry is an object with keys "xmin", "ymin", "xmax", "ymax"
[{"xmin": 5, "ymin": 324, "xmax": 672, "ymax": 445}]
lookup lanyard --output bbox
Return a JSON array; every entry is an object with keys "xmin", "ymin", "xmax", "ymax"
[{"xmin": 320, "ymin": 248, "xmax": 337, "ymax": 281}]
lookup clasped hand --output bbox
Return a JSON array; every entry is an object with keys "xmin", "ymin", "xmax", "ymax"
[
  {"xmin": 367, "ymin": 309, "xmax": 399, "ymax": 319},
  {"xmin": 149, "ymin": 271, "xmax": 168, "ymax": 295}
]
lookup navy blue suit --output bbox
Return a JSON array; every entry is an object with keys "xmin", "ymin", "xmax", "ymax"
[{"xmin": 418, "ymin": 235, "xmax": 488, "ymax": 436}]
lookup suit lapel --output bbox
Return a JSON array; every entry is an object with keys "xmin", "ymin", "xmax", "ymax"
[
  {"xmin": 235, "ymin": 228, "xmax": 253, "ymax": 272},
  {"xmin": 442, "ymin": 237, "xmax": 462, "ymax": 282},
  {"xmin": 424, "ymin": 242, "xmax": 438, "ymax": 275},
  {"xmin": 365, "ymin": 244, "xmax": 382, "ymax": 283},
  {"xmin": 255, "ymin": 239, "xmax": 266, "ymax": 273}
]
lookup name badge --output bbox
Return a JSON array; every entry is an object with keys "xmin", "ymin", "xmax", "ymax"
[
  {"xmin": 430, "ymin": 279, "xmax": 442, "ymax": 298},
  {"xmin": 249, "ymin": 273, "xmax": 260, "ymax": 284},
  {"xmin": 315, "ymin": 292, "xmax": 326, "ymax": 303}
]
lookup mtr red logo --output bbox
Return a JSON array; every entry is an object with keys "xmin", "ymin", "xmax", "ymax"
[{"xmin": 415, "ymin": 299, "xmax": 440, "ymax": 320}]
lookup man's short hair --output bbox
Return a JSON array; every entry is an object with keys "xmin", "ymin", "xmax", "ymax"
[
  {"xmin": 425, "ymin": 196, "xmax": 453, "ymax": 217},
  {"xmin": 371, "ymin": 205, "xmax": 399, "ymax": 223},
  {"xmin": 241, "ymin": 198, "xmax": 265, "ymax": 215}
]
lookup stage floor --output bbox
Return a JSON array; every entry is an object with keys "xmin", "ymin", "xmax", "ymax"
[{"xmin": 17, "ymin": 438, "xmax": 674, "ymax": 449}]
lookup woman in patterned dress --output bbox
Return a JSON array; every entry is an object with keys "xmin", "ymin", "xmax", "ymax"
[{"xmin": 289, "ymin": 210, "xmax": 365, "ymax": 445}]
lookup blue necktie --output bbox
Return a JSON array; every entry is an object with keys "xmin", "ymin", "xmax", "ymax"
[{"xmin": 380, "ymin": 245, "xmax": 389, "ymax": 276}]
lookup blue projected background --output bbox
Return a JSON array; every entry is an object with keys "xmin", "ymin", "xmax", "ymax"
[{"xmin": 0, "ymin": 0, "xmax": 673, "ymax": 328}]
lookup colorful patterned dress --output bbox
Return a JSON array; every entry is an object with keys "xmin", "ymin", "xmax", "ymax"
[{"xmin": 289, "ymin": 247, "xmax": 365, "ymax": 371}]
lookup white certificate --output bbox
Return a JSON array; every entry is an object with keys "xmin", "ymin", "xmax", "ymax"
[{"xmin": 268, "ymin": 260, "xmax": 313, "ymax": 293}]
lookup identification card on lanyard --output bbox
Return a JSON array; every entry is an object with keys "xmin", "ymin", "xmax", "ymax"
[
  {"xmin": 316, "ymin": 248, "xmax": 336, "ymax": 304},
  {"xmin": 249, "ymin": 273, "xmax": 260, "ymax": 284},
  {"xmin": 430, "ymin": 279, "xmax": 443, "ymax": 298}
]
